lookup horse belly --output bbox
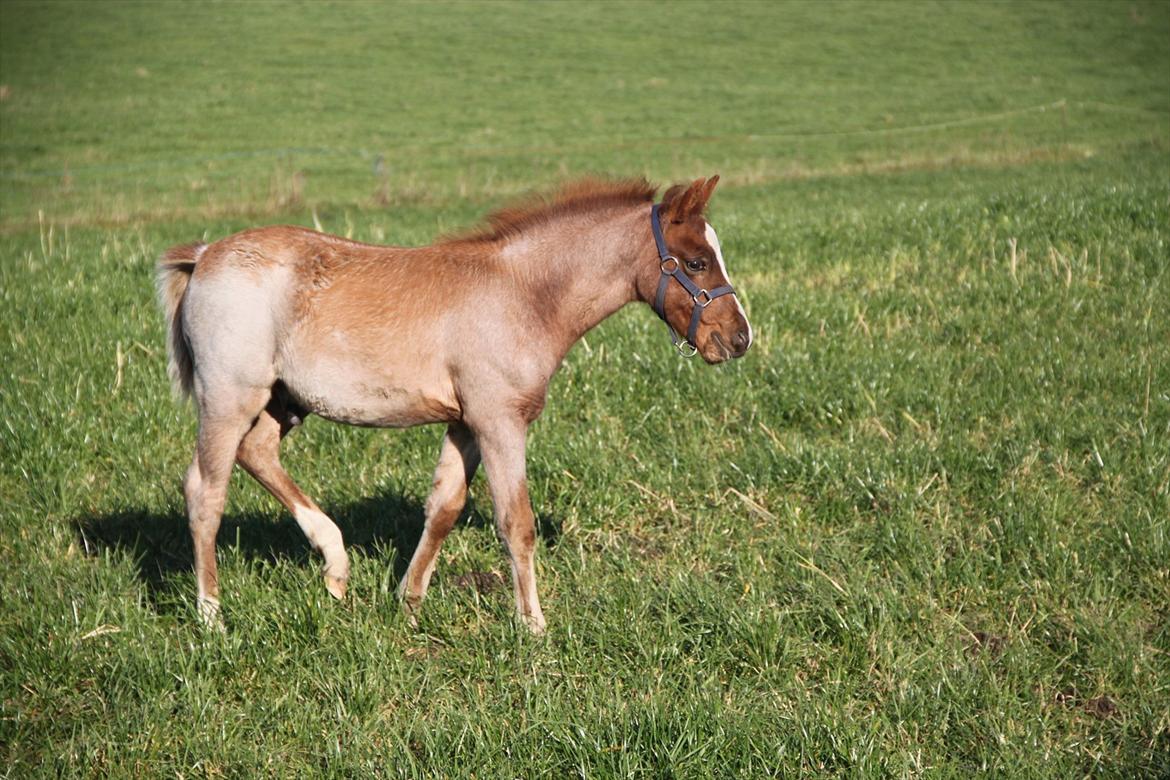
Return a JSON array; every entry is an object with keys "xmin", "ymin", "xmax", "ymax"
[{"xmin": 282, "ymin": 352, "xmax": 458, "ymax": 428}]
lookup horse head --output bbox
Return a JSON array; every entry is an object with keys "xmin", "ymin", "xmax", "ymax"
[{"xmin": 651, "ymin": 175, "xmax": 752, "ymax": 363}]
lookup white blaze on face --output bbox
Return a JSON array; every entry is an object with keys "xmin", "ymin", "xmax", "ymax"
[{"xmin": 704, "ymin": 221, "xmax": 752, "ymax": 346}]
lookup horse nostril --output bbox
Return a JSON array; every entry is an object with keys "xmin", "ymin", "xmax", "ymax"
[{"xmin": 732, "ymin": 329, "xmax": 749, "ymax": 354}]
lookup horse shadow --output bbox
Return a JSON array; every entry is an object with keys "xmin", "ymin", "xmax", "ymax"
[{"xmin": 73, "ymin": 486, "xmax": 562, "ymax": 615}]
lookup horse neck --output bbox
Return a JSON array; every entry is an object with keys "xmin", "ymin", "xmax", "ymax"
[{"xmin": 502, "ymin": 205, "xmax": 654, "ymax": 357}]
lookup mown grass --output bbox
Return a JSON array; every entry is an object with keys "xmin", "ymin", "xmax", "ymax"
[{"xmin": 2, "ymin": 1, "xmax": 1169, "ymax": 777}]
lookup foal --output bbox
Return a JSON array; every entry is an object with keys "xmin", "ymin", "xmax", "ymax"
[{"xmin": 157, "ymin": 175, "xmax": 751, "ymax": 632}]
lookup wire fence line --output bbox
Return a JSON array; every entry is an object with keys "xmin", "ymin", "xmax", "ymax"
[{"xmin": 3, "ymin": 98, "xmax": 1164, "ymax": 184}]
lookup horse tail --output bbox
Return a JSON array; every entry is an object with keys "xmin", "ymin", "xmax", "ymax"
[{"xmin": 156, "ymin": 241, "xmax": 205, "ymax": 401}]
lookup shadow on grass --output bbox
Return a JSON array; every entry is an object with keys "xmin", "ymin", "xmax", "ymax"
[{"xmin": 72, "ymin": 487, "xmax": 562, "ymax": 615}]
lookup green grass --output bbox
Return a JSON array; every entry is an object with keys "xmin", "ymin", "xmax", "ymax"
[
  {"xmin": 2, "ymin": 1, "xmax": 1169, "ymax": 776},
  {"xmin": 2, "ymin": 0, "xmax": 1168, "ymax": 229}
]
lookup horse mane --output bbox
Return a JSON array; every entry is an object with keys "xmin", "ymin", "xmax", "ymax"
[{"xmin": 444, "ymin": 177, "xmax": 658, "ymax": 244}]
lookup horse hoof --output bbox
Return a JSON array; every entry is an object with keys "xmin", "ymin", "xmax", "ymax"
[
  {"xmin": 197, "ymin": 597, "xmax": 226, "ymax": 633},
  {"xmin": 325, "ymin": 575, "xmax": 347, "ymax": 601},
  {"xmin": 522, "ymin": 613, "xmax": 547, "ymax": 636},
  {"xmin": 398, "ymin": 593, "xmax": 422, "ymax": 628}
]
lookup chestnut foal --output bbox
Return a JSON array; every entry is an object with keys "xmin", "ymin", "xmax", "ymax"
[{"xmin": 157, "ymin": 176, "xmax": 751, "ymax": 633}]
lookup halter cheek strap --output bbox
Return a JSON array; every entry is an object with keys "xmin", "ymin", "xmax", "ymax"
[{"xmin": 649, "ymin": 203, "xmax": 737, "ymax": 356}]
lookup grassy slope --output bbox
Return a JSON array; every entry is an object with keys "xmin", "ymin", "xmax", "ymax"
[
  {"xmin": 1, "ymin": 1, "xmax": 1168, "ymax": 777},
  {"xmin": 2, "ymin": 0, "xmax": 1167, "ymax": 226}
]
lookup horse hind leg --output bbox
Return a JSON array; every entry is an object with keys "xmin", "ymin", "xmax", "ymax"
[
  {"xmin": 236, "ymin": 391, "xmax": 349, "ymax": 600},
  {"xmin": 185, "ymin": 386, "xmax": 270, "ymax": 629}
]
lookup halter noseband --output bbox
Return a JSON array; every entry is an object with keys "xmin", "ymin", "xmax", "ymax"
[{"xmin": 649, "ymin": 203, "xmax": 738, "ymax": 357}]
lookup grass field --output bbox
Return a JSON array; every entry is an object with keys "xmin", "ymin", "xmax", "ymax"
[{"xmin": 2, "ymin": 1, "xmax": 1169, "ymax": 776}]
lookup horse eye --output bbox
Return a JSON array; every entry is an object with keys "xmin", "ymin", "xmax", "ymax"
[{"xmin": 685, "ymin": 258, "xmax": 706, "ymax": 273}]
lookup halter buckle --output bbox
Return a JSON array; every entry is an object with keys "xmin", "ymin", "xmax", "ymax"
[{"xmin": 693, "ymin": 289, "xmax": 712, "ymax": 307}]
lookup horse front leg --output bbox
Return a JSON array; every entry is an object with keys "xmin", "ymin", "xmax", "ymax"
[
  {"xmin": 398, "ymin": 423, "xmax": 480, "ymax": 618},
  {"xmin": 473, "ymin": 418, "xmax": 546, "ymax": 634}
]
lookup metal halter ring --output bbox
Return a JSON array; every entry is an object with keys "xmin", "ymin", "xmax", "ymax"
[
  {"xmin": 660, "ymin": 256, "xmax": 680, "ymax": 274},
  {"xmin": 693, "ymin": 289, "xmax": 712, "ymax": 307}
]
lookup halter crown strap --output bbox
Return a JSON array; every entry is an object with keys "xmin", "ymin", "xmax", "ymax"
[
  {"xmin": 650, "ymin": 203, "xmax": 671, "ymax": 260},
  {"xmin": 649, "ymin": 203, "xmax": 737, "ymax": 355}
]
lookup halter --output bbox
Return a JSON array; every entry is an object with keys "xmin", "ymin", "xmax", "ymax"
[{"xmin": 649, "ymin": 203, "xmax": 738, "ymax": 357}]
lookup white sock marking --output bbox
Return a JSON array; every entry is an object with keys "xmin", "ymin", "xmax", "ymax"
[{"xmin": 293, "ymin": 505, "xmax": 348, "ymax": 579}]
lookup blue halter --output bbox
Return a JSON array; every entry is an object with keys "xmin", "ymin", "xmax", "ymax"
[{"xmin": 649, "ymin": 203, "xmax": 738, "ymax": 357}]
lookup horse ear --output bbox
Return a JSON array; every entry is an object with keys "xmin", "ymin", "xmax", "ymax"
[
  {"xmin": 702, "ymin": 174, "xmax": 720, "ymax": 205},
  {"xmin": 690, "ymin": 174, "xmax": 720, "ymax": 216},
  {"xmin": 660, "ymin": 183, "xmax": 689, "ymax": 223},
  {"xmin": 662, "ymin": 178, "xmax": 706, "ymax": 223}
]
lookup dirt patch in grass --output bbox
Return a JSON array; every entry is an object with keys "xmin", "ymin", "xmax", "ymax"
[
  {"xmin": 966, "ymin": 631, "xmax": 1007, "ymax": 659},
  {"xmin": 450, "ymin": 571, "xmax": 505, "ymax": 594},
  {"xmin": 1053, "ymin": 687, "xmax": 1120, "ymax": 720}
]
